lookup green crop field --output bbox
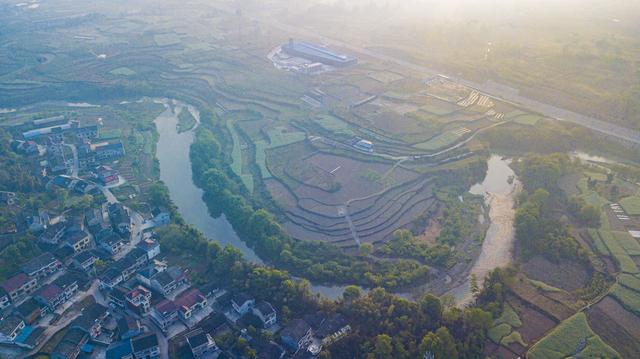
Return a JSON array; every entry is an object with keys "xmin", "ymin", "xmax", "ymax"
[
  {"xmin": 266, "ymin": 127, "xmax": 305, "ymax": 148},
  {"xmin": 254, "ymin": 141, "xmax": 272, "ymax": 179},
  {"xmin": 587, "ymin": 229, "xmax": 610, "ymax": 255},
  {"xmin": 599, "ymin": 230, "xmax": 639, "ymax": 274},
  {"xmin": 513, "ymin": 114, "xmax": 543, "ymax": 126},
  {"xmin": 610, "ymin": 283, "xmax": 640, "ymax": 315},
  {"xmin": 315, "ymin": 115, "xmax": 355, "ymax": 135},
  {"xmin": 413, "ymin": 131, "xmax": 460, "ymax": 151},
  {"xmin": 527, "ymin": 313, "xmax": 619, "ymax": 359},
  {"xmin": 227, "ymin": 121, "xmax": 243, "ymax": 178},
  {"xmin": 109, "ymin": 67, "xmax": 136, "ymax": 76},
  {"xmin": 530, "ymin": 279, "xmax": 564, "ymax": 293},
  {"xmin": 619, "ymin": 274, "xmax": 640, "ymax": 292},
  {"xmin": 612, "ymin": 231, "xmax": 640, "ymax": 256},
  {"xmin": 620, "ymin": 195, "xmax": 640, "ymax": 216}
]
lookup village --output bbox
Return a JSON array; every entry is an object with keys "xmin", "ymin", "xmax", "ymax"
[{"xmin": 0, "ymin": 114, "xmax": 351, "ymax": 359}]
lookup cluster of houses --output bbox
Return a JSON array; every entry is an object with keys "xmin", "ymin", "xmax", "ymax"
[{"xmin": 13, "ymin": 116, "xmax": 125, "ymax": 177}]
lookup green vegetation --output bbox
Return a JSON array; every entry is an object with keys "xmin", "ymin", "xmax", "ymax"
[
  {"xmin": 265, "ymin": 127, "xmax": 305, "ymax": 148},
  {"xmin": 528, "ymin": 313, "xmax": 619, "ymax": 359},
  {"xmin": 177, "ymin": 108, "xmax": 196, "ymax": 133},
  {"xmin": 488, "ymin": 323, "xmax": 511, "ymax": 344},
  {"xmin": 610, "ymin": 283, "xmax": 640, "ymax": 316},
  {"xmin": 376, "ymin": 230, "xmax": 452, "ymax": 268},
  {"xmin": 620, "ymin": 195, "xmax": 640, "ymax": 215},
  {"xmin": 0, "ymin": 129, "xmax": 40, "ymax": 193},
  {"xmin": 494, "ymin": 303, "xmax": 522, "ymax": 328},
  {"xmin": 500, "ymin": 331, "xmax": 527, "ymax": 347},
  {"xmin": 598, "ymin": 230, "xmax": 639, "ymax": 274},
  {"xmin": 513, "ymin": 114, "xmax": 543, "ymax": 126},
  {"xmin": 529, "ymin": 279, "xmax": 564, "ymax": 293},
  {"xmin": 414, "ymin": 131, "xmax": 461, "ymax": 151},
  {"xmin": 619, "ymin": 274, "xmax": 640, "ymax": 292},
  {"xmin": 314, "ymin": 115, "xmax": 355, "ymax": 135}
]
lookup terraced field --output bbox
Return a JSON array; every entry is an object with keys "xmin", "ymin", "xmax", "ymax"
[{"xmin": 265, "ymin": 142, "xmax": 437, "ymax": 246}]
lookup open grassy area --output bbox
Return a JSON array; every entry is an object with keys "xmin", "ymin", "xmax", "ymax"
[
  {"xmin": 527, "ymin": 313, "xmax": 619, "ymax": 359},
  {"xmin": 620, "ymin": 195, "xmax": 640, "ymax": 215}
]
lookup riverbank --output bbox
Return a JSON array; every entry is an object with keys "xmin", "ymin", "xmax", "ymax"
[{"xmin": 448, "ymin": 156, "xmax": 521, "ymax": 306}]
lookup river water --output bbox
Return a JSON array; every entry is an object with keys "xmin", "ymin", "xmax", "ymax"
[
  {"xmin": 448, "ymin": 155, "xmax": 520, "ymax": 305},
  {"xmin": 153, "ymin": 99, "xmax": 262, "ymax": 264}
]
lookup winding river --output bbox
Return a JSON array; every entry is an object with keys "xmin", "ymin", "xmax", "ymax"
[
  {"xmin": 153, "ymin": 99, "xmax": 262, "ymax": 264},
  {"xmin": 152, "ymin": 100, "xmax": 520, "ymax": 302}
]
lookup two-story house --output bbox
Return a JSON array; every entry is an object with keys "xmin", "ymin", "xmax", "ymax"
[
  {"xmin": 1, "ymin": 274, "xmax": 38, "ymax": 303},
  {"xmin": 253, "ymin": 301, "xmax": 277, "ymax": 328},
  {"xmin": 174, "ymin": 288, "xmax": 207, "ymax": 321},
  {"xmin": 63, "ymin": 230, "xmax": 91, "ymax": 253},
  {"xmin": 231, "ymin": 292, "xmax": 255, "ymax": 315},
  {"xmin": 20, "ymin": 253, "xmax": 62, "ymax": 280},
  {"xmin": 131, "ymin": 332, "xmax": 160, "ymax": 359},
  {"xmin": 150, "ymin": 300, "xmax": 178, "ymax": 332},
  {"xmin": 125, "ymin": 286, "xmax": 152, "ymax": 315}
]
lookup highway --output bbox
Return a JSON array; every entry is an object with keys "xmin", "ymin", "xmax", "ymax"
[{"xmin": 232, "ymin": 8, "xmax": 640, "ymax": 146}]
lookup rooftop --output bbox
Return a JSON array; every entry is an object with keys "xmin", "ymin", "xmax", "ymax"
[
  {"xmin": 281, "ymin": 318, "xmax": 311, "ymax": 342},
  {"xmin": 154, "ymin": 299, "xmax": 177, "ymax": 315},
  {"xmin": 35, "ymin": 284, "xmax": 63, "ymax": 302},
  {"xmin": 174, "ymin": 288, "xmax": 205, "ymax": 311},
  {"xmin": 1, "ymin": 273, "xmax": 33, "ymax": 293},
  {"xmin": 20, "ymin": 252, "xmax": 59, "ymax": 275},
  {"xmin": 131, "ymin": 332, "xmax": 159, "ymax": 352}
]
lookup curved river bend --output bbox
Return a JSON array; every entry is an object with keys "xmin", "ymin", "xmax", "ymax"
[
  {"xmin": 153, "ymin": 99, "xmax": 262, "ymax": 263},
  {"xmin": 153, "ymin": 100, "xmax": 519, "ymax": 302}
]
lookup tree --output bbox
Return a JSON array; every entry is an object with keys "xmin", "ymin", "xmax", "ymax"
[
  {"xmin": 343, "ymin": 285, "xmax": 363, "ymax": 303},
  {"xmin": 435, "ymin": 327, "xmax": 458, "ymax": 359},
  {"xmin": 360, "ymin": 243, "xmax": 373, "ymax": 257},
  {"xmin": 372, "ymin": 334, "xmax": 393, "ymax": 359},
  {"xmin": 419, "ymin": 332, "xmax": 441, "ymax": 359},
  {"xmin": 419, "ymin": 294, "xmax": 443, "ymax": 327}
]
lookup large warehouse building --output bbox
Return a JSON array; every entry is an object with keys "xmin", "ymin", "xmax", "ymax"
[{"xmin": 281, "ymin": 39, "xmax": 357, "ymax": 67}]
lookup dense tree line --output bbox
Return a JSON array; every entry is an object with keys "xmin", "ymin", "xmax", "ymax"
[
  {"xmin": 327, "ymin": 287, "xmax": 494, "ymax": 359},
  {"xmin": 0, "ymin": 128, "xmax": 40, "ymax": 193},
  {"xmin": 514, "ymin": 154, "xmax": 586, "ymax": 262}
]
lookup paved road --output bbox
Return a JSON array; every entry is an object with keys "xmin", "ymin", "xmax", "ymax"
[{"xmin": 229, "ymin": 7, "xmax": 640, "ymax": 145}]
